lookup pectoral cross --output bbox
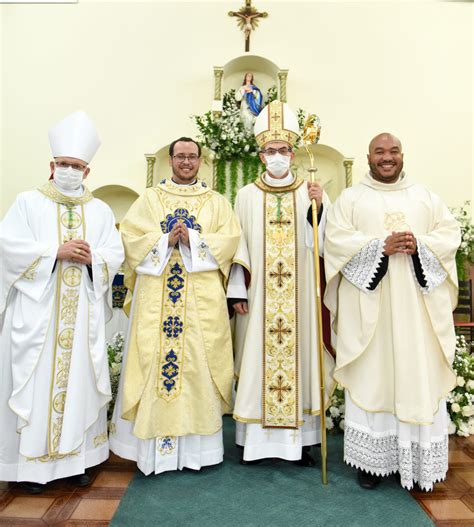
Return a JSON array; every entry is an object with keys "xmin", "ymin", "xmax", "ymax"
[{"xmin": 228, "ymin": 0, "xmax": 268, "ymax": 52}]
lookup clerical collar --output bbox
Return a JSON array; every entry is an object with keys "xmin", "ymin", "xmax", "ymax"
[
  {"xmin": 170, "ymin": 177, "xmax": 197, "ymax": 187},
  {"xmin": 362, "ymin": 171, "xmax": 413, "ymax": 191},
  {"xmin": 254, "ymin": 172, "xmax": 304, "ymax": 193},
  {"xmin": 263, "ymin": 171, "xmax": 294, "ymax": 187}
]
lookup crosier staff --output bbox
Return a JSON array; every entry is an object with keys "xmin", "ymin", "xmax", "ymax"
[{"xmin": 303, "ymin": 114, "xmax": 328, "ymax": 485}]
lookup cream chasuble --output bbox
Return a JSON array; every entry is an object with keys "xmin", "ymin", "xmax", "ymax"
[
  {"xmin": 232, "ymin": 174, "xmax": 335, "ymax": 439},
  {"xmin": 324, "ymin": 173, "xmax": 460, "ymax": 491},
  {"xmin": 0, "ymin": 182, "xmax": 124, "ymax": 483},
  {"xmin": 324, "ymin": 173, "xmax": 460, "ymax": 425},
  {"xmin": 112, "ymin": 180, "xmax": 240, "ymax": 453}
]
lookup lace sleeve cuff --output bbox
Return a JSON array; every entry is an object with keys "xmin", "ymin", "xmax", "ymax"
[
  {"xmin": 341, "ymin": 239, "xmax": 386, "ymax": 291},
  {"xmin": 410, "ymin": 241, "xmax": 447, "ymax": 293}
]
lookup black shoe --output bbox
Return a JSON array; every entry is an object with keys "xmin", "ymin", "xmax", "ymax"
[
  {"xmin": 294, "ymin": 448, "xmax": 317, "ymax": 467},
  {"xmin": 69, "ymin": 470, "xmax": 92, "ymax": 487},
  {"xmin": 357, "ymin": 469, "xmax": 381, "ymax": 489},
  {"xmin": 22, "ymin": 481, "xmax": 45, "ymax": 494}
]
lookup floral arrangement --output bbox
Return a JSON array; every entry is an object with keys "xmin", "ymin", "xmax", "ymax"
[
  {"xmin": 448, "ymin": 335, "xmax": 474, "ymax": 436},
  {"xmin": 326, "ymin": 384, "xmax": 345, "ymax": 432},
  {"xmin": 107, "ymin": 331, "xmax": 124, "ymax": 422},
  {"xmin": 450, "ymin": 201, "xmax": 474, "ymax": 281},
  {"xmin": 193, "ymin": 89, "xmax": 258, "ymax": 162},
  {"xmin": 192, "ymin": 86, "xmax": 309, "ymax": 203}
]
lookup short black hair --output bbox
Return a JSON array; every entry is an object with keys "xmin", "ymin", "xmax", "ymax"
[{"xmin": 169, "ymin": 137, "xmax": 201, "ymax": 157}]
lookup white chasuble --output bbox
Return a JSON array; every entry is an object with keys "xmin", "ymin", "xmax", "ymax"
[
  {"xmin": 231, "ymin": 174, "xmax": 335, "ymax": 460},
  {"xmin": 0, "ymin": 182, "xmax": 124, "ymax": 483},
  {"xmin": 324, "ymin": 172, "xmax": 460, "ymax": 490},
  {"xmin": 110, "ymin": 179, "xmax": 240, "ymax": 475}
]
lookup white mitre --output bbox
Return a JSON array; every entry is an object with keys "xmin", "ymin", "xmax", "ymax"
[
  {"xmin": 48, "ymin": 110, "xmax": 101, "ymax": 163},
  {"xmin": 254, "ymin": 100, "xmax": 300, "ymax": 149}
]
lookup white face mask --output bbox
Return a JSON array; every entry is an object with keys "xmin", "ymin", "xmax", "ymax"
[
  {"xmin": 264, "ymin": 153, "xmax": 291, "ymax": 178},
  {"xmin": 54, "ymin": 166, "xmax": 84, "ymax": 191}
]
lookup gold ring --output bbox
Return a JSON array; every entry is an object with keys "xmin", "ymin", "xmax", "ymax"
[{"xmin": 75, "ymin": 248, "xmax": 81, "ymax": 254}]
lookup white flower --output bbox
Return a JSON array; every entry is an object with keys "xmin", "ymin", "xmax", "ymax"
[
  {"xmin": 467, "ymin": 380, "xmax": 474, "ymax": 391},
  {"xmin": 339, "ymin": 419, "xmax": 345, "ymax": 430},
  {"xmin": 462, "ymin": 405, "xmax": 474, "ymax": 417},
  {"xmin": 469, "ymin": 418, "xmax": 474, "ymax": 435},
  {"xmin": 329, "ymin": 406, "xmax": 340, "ymax": 418},
  {"xmin": 448, "ymin": 419, "xmax": 457, "ymax": 434},
  {"xmin": 457, "ymin": 421, "xmax": 469, "ymax": 437},
  {"xmin": 457, "ymin": 376, "xmax": 466, "ymax": 387},
  {"xmin": 111, "ymin": 363, "xmax": 121, "ymax": 376},
  {"xmin": 339, "ymin": 404, "xmax": 345, "ymax": 414},
  {"xmin": 326, "ymin": 416, "xmax": 334, "ymax": 430},
  {"xmin": 451, "ymin": 403, "xmax": 461, "ymax": 413}
]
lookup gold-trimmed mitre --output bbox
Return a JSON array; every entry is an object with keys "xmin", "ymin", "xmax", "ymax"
[{"xmin": 254, "ymin": 100, "xmax": 300, "ymax": 148}]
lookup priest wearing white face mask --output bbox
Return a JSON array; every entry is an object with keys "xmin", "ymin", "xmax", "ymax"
[
  {"xmin": 0, "ymin": 111, "xmax": 124, "ymax": 493},
  {"xmin": 227, "ymin": 100, "xmax": 335, "ymax": 466}
]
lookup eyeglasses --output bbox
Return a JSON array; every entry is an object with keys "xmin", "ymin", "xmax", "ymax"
[
  {"xmin": 173, "ymin": 154, "xmax": 200, "ymax": 162},
  {"xmin": 55, "ymin": 161, "xmax": 87, "ymax": 171},
  {"xmin": 261, "ymin": 147, "xmax": 293, "ymax": 156}
]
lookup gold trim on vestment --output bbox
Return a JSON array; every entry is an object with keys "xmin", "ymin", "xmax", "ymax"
[
  {"xmin": 233, "ymin": 414, "xmax": 305, "ymax": 427},
  {"xmin": 254, "ymin": 175, "xmax": 304, "ymax": 194},
  {"xmin": 47, "ymin": 201, "xmax": 85, "ymax": 455},
  {"xmin": 22, "ymin": 258, "xmax": 40, "ymax": 281},
  {"xmin": 262, "ymin": 191, "xmax": 299, "ymax": 429},
  {"xmin": 93, "ymin": 432, "xmax": 108, "ymax": 448},
  {"xmin": 231, "ymin": 258, "xmax": 251, "ymax": 275},
  {"xmin": 153, "ymin": 178, "xmax": 211, "ymax": 197},
  {"xmin": 26, "ymin": 450, "xmax": 81, "ymax": 463},
  {"xmin": 38, "ymin": 181, "xmax": 93, "ymax": 205}
]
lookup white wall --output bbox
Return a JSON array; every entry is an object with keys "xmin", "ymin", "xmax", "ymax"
[{"xmin": 1, "ymin": 1, "xmax": 472, "ymax": 215}]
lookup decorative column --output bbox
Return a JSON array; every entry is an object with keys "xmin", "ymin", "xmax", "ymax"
[
  {"xmin": 343, "ymin": 158, "xmax": 354, "ymax": 187},
  {"xmin": 213, "ymin": 67, "xmax": 224, "ymax": 100},
  {"xmin": 145, "ymin": 154, "xmax": 156, "ymax": 188},
  {"xmin": 213, "ymin": 67, "xmax": 224, "ymax": 119},
  {"xmin": 278, "ymin": 70, "xmax": 289, "ymax": 102}
]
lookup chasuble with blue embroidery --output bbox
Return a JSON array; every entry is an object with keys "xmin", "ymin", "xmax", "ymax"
[{"xmin": 118, "ymin": 180, "xmax": 240, "ymax": 439}]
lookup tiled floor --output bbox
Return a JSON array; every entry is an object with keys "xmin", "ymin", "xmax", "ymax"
[
  {"xmin": 412, "ymin": 434, "xmax": 474, "ymax": 526},
  {"xmin": 1, "ymin": 437, "xmax": 474, "ymax": 526},
  {"xmin": 0, "ymin": 453, "xmax": 134, "ymax": 526}
]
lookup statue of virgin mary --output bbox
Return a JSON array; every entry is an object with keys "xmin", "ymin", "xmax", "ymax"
[{"xmin": 234, "ymin": 72, "xmax": 263, "ymax": 132}]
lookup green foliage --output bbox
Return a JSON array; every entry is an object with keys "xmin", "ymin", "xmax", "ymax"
[
  {"xmin": 326, "ymin": 384, "xmax": 345, "ymax": 433},
  {"xmin": 107, "ymin": 332, "xmax": 124, "ymax": 423},
  {"xmin": 230, "ymin": 158, "xmax": 239, "ymax": 205},
  {"xmin": 215, "ymin": 158, "xmax": 227, "ymax": 195},
  {"xmin": 449, "ymin": 201, "xmax": 474, "ymax": 281},
  {"xmin": 447, "ymin": 335, "xmax": 474, "ymax": 436}
]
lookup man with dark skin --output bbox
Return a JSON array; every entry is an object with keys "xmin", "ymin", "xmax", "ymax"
[
  {"xmin": 368, "ymin": 133, "xmax": 417, "ymax": 257},
  {"xmin": 324, "ymin": 132, "xmax": 460, "ymax": 491}
]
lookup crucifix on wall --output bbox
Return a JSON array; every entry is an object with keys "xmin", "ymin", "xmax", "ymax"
[{"xmin": 228, "ymin": 0, "xmax": 268, "ymax": 52}]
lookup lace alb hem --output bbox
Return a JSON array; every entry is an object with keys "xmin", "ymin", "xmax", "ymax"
[
  {"xmin": 344, "ymin": 425, "xmax": 448, "ymax": 491},
  {"xmin": 342, "ymin": 239, "xmax": 385, "ymax": 291},
  {"xmin": 413, "ymin": 241, "xmax": 447, "ymax": 294}
]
